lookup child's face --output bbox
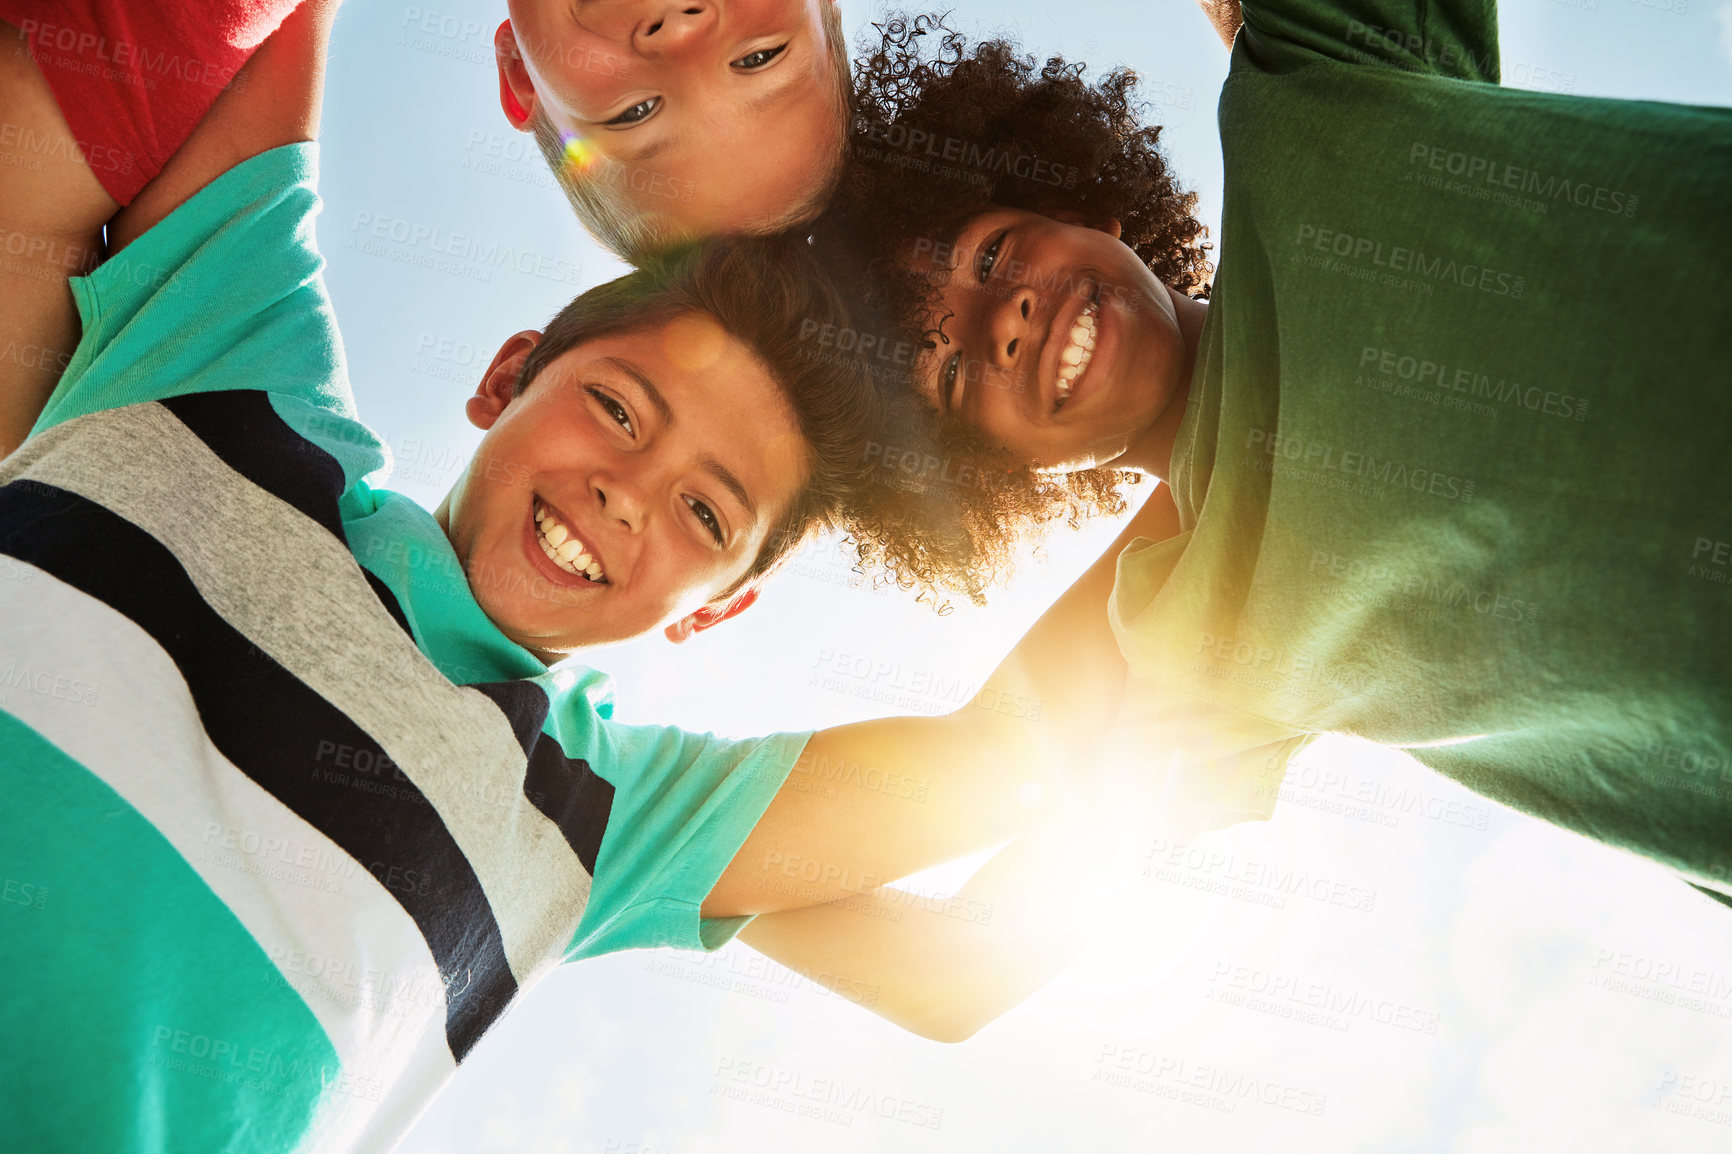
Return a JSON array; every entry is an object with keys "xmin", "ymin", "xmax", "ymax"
[
  {"xmin": 907, "ymin": 207, "xmax": 1188, "ymax": 472},
  {"xmin": 501, "ymin": 0, "xmax": 844, "ymax": 238},
  {"xmin": 440, "ymin": 314, "xmax": 809, "ymax": 657}
]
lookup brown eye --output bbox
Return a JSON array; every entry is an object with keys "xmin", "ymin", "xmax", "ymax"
[
  {"xmin": 977, "ymin": 230, "xmax": 1008, "ymax": 282},
  {"xmin": 588, "ymin": 388, "xmax": 634, "ymax": 436},
  {"xmin": 605, "ymin": 97, "xmax": 660, "ymax": 126},
  {"xmin": 732, "ymin": 44, "xmax": 787, "ymax": 69},
  {"xmin": 686, "ymin": 496, "xmax": 724, "ymax": 544},
  {"xmin": 941, "ymin": 352, "xmax": 963, "ymax": 412}
]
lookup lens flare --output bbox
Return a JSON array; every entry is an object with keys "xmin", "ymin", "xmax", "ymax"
[{"xmin": 559, "ymin": 131, "xmax": 598, "ymax": 175}]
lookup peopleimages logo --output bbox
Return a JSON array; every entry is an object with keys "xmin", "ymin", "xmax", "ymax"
[
  {"xmin": 1246, "ymin": 428, "xmax": 1477, "ymax": 503},
  {"xmin": 1294, "ymin": 224, "xmax": 1525, "ymax": 298},
  {"xmin": 1407, "ymin": 143, "xmax": 1638, "ymax": 216},
  {"xmin": 12, "ymin": 17, "xmax": 242, "ymax": 91},
  {"xmin": 1357, "ymin": 346, "xmax": 1590, "ymax": 423},
  {"xmin": 348, "ymin": 212, "xmax": 584, "ymax": 286},
  {"xmin": 711, "ymin": 1058, "xmax": 945, "ymax": 1130},
  {"xmin": 853, "ymin": 117, "xmax": 1079, "ymax": 189}
]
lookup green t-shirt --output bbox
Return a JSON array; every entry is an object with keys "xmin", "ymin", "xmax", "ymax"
[
  {"xmin": 2, "ymin": 144, "xmax": 805, "ymax": 1152},
  {"xmin": 1110, "ymin": 0, "xmax": 1732, "ymax": 895}
]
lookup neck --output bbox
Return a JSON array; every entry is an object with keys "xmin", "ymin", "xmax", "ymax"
[
  {"xmin": 1106, "ymin": 285, "xmax": 1208, "ymax": 483},
  {"xmin": 432, "ymin": 489, "xmax": 560, "ymax": 667}
]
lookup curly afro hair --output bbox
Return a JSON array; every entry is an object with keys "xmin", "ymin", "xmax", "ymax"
[{"xmin": 810, "ymin": 12, "xmax": 1215, "ymax": 603}]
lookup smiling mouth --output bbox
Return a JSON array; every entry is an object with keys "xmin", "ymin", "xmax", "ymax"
[
  {"xmin": 533, "ymin": 498, "xmax": 608, "ymax": 583},
  {"xmin": 1054, "ymin": 302, "xmax": 1099, "ymax": 413}
]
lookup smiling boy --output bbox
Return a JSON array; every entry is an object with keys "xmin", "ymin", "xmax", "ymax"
[
  {"xmin": 817, "ymin": 6, "xmax": 1732, "ymax": 905},
  {"xmin": 495, "ymin": 0, "xmax": 851, "ymax": 259},
  {"xmin": 432, "ymin": 258, "xmax": 857, "ymax": 653}
]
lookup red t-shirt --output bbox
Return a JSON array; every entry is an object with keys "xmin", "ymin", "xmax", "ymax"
[{"xmin": 0, "ymin": 0, "xmax": 303, "ymax": 204}]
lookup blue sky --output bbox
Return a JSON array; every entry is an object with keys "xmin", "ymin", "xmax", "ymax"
[{"xmin": 307, "ymin": 2, "xmax": 1732, "ymax": 1150}]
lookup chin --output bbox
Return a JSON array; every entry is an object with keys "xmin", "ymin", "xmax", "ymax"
[{"xmin": 493, "ymin": 615, "xmax": 596, "ymax": 659}]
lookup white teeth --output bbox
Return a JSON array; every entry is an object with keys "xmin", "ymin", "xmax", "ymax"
[
  {"xmin": 533, "ymin": 500, "xmax": 607, "ymax": 582},
  {"xmin": 1054, "ymin": 304, "xmax": 1098, "ymax": 411}
]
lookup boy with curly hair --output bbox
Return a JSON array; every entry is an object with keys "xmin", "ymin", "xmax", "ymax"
[{"xmin": 811, "ymin": 4, "xmax": 1732, "ymax": 908}]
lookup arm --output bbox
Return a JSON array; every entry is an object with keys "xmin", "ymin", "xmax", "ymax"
[
  {"xmin": 107, "ymin": 0, "xmax": 341, "ymax": 253},
  {"xmin": 0, "ymin": 1, "xmax": 340, "ymax": 456},
  {"xmin": 0, "ymin": 22, "xmax": 117, "ymax": 455},
  {"xmin": 737, "ymin": 800, "xmax": 1109, "ymax": 1043},
  {"xmin": 1196, "ymin": 0, "xmax": 1245, "ymax": 49},
  {"xmin": 705, "ymin": 480, "xmax": 1183, "ymax": 917}
]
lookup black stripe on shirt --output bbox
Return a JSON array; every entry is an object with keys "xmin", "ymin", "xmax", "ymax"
[
  {"xmin": 524, "ymin": 739, "xmax": 614, "ymax": 877},
  {"xmin": 0, "ymin": 479, "xmax": 516, "ymax": 1061},
  {"xmin": 159, "ymin": 390, "xmax": 419, "ymax": 644},
  {"xmin": 469, "ymin": 680, "xmax": 551, "ymax": 756},
  {"xmin": 160, "ymin": 390, "xmax": 349, "ymax": 540},
  {"xmin": 467, "ymin": 680, "xmax": 615, "ymax": 875},
  {"xmin": 362, "ymin": 567, "xmax": 417, "ymax": 641}
]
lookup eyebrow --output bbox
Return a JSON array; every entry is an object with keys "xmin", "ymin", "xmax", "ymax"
[
  {"xmin": 932, "ymin": 214, "xmax": 978, "ymax": 273},
  {"xmin": 700, "ymin": 453, "xmax": 758, "ymax": 528},
  {"xmin": 600, "ymin": 357, "xmax": 674, "ymax": 425}
]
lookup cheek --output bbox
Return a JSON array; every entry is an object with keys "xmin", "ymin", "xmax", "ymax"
[
  {"xmin": 638, "ymin": 528, "xmax": 722, "ymax": 614},
  {"xmin": 465, "ymin": 443, "xmax": 534, "ymax": 511},
  {"xmin": 974, "ymin": 390, "xmax": 1037, "ymax": 458},
  {"xmin": 735, "ymin": 0, "xmax": 820, "ymax": 30},
  {"xmin": 532, "ymin": 42, "xmax": 632, "ymax": 118}
]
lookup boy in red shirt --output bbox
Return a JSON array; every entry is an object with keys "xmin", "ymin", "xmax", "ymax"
[
  {"xmin": 0, "ymin": 0, "xmax": 312, "ymax": 452},
  {"xmin": 0, "ymin": 0, "xmax": 856, "ymax": 453}
]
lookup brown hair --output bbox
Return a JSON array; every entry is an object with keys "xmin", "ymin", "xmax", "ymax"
[
  {"xmin": 530, "ymin": 3, "xmax": 854, "ymax": 264},
  {"xmin": 810, "ymin": 13, "xmax": 1215, "ymax": 600}
]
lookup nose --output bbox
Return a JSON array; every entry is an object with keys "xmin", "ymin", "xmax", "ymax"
[
  {"xmin": 593, "ymin": 469, "xmax": 647, "ymax": 534},
  {"xmin": 986, "ymin": 284, "xmax": 1038, "ymax": 368},
  {"xmin": 634, "ymin": 2, "xmax": 715, "ymax": 58}
]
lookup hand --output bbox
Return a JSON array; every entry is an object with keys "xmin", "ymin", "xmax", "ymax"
[{"xmin": 1195, "ymin": 0, "xmax": 1245, "ymax": 50}]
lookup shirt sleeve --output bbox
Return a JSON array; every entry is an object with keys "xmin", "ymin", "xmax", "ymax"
[
  {"xmin": 34, "ymin": 142, "xmax": 359, "ymax": 436},
  {"xmin": 548, "ymin": 672, "xmax": 810, "ymax": 959},
  {"xmin": 0, "ymin": 0, "xmax": 304, "ymax": 204},
  {"xmin": 1107, "ymin": 669, "xmax": 1316, "ymax": 842},
  {"xmin": 1237, "ymin": 0, "xmax": 1499, "ymax": 83}
]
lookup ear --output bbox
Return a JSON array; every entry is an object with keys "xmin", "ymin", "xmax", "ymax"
[
  {"xmin": 663, "ymin": 586, "xmax": 761, "ymax": 644},
  {"xmin": 495, "ymin": 20, "xmax": 538, "ymax": 131},
  {"xmin": 466, "ymin": 331, "xmax": 544, "ymax": 431},
  {"xmin": 1047, "ymin": 208, "xmax": 1123, "ymax": 240}
]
